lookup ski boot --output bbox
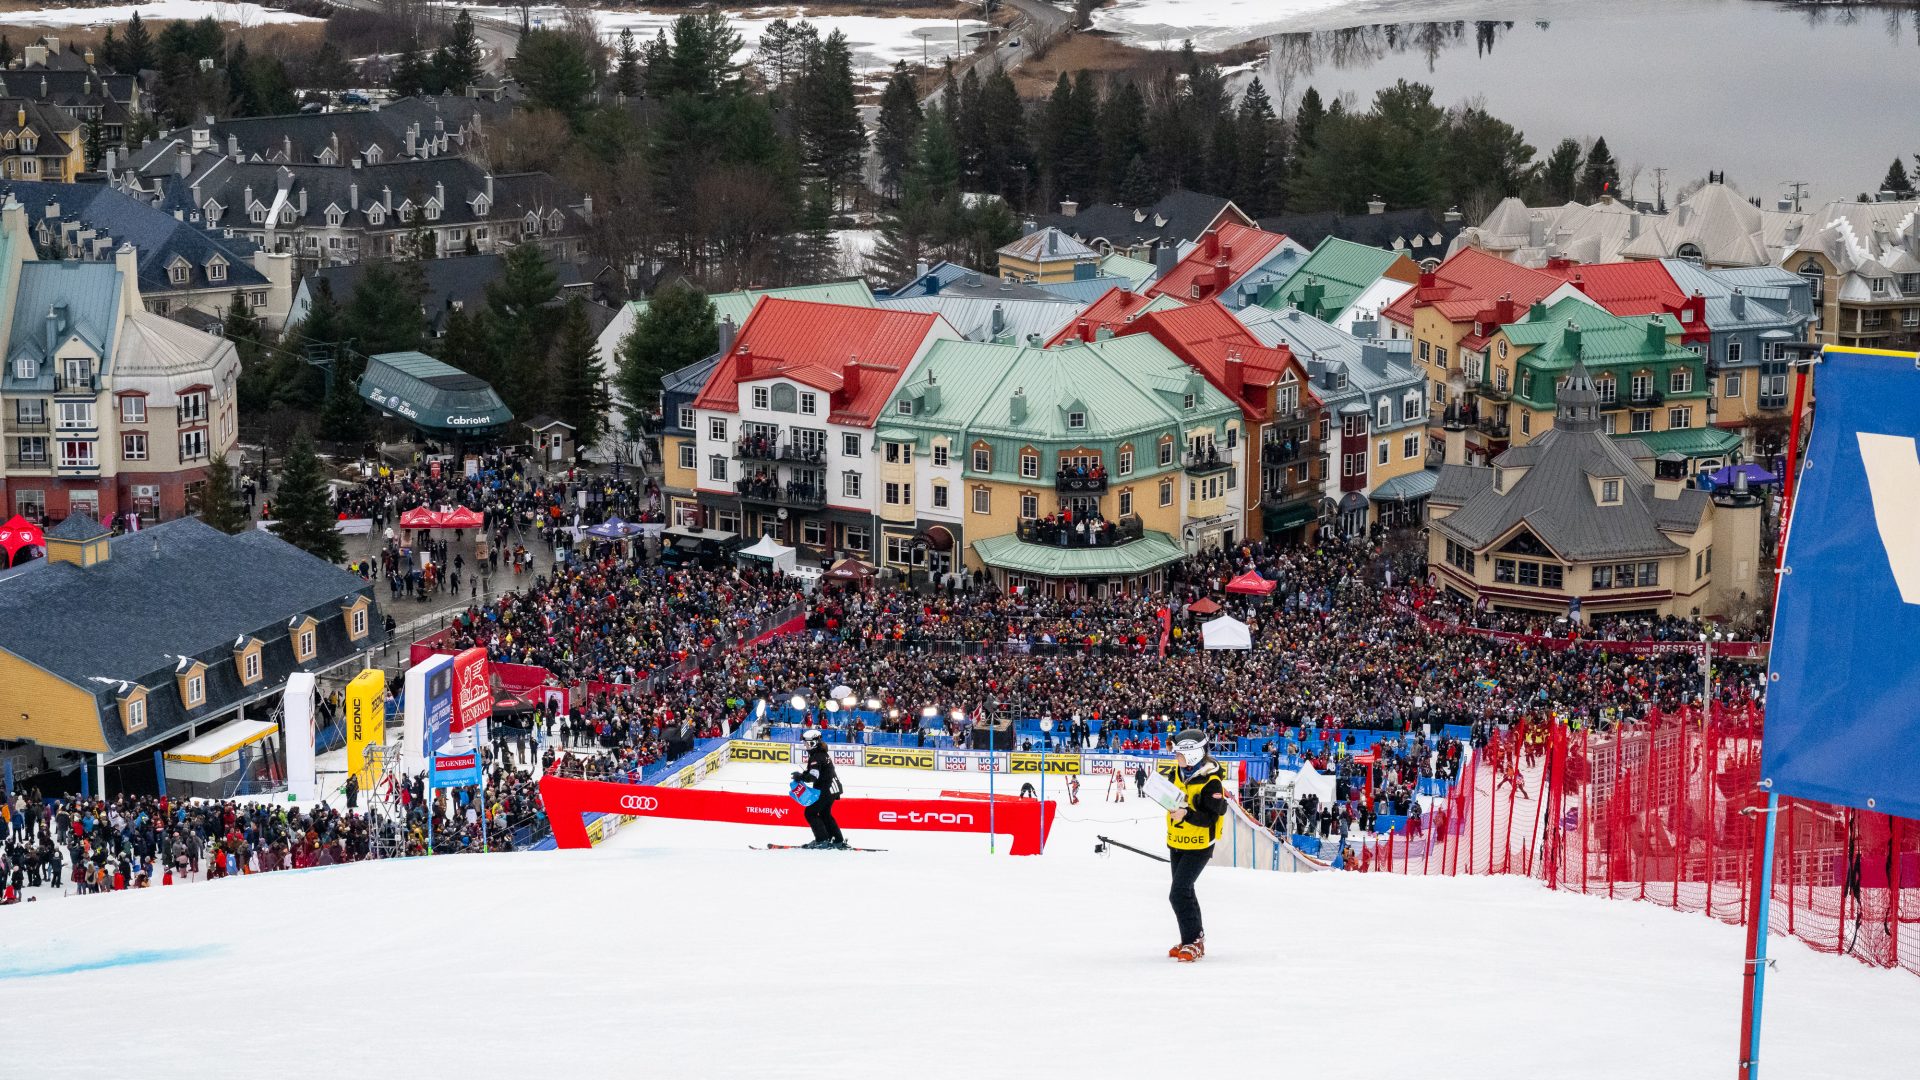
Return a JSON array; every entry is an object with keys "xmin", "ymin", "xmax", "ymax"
[{"xmin": 1171, "ymin": 935, "xmax": 1205, "ymax": 962}]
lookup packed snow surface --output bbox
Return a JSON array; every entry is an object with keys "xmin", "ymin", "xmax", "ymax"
[
  {"xmin": 4, "ymin": 2, "xmax": 320, "ymax": 26},
  {"xmin": 8, "ymin": 759, "xmax": 1918, "ymax": 1078}
]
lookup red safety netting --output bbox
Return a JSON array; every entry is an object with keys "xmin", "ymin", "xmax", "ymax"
[{"xmin": 1351, "ymin": 708, "xmax": 1919, "ymax": 976}]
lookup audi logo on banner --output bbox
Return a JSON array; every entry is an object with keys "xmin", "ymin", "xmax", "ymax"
[{"xmin": 619, "ymin": 795, "xmax": 660, "ymax": 811}]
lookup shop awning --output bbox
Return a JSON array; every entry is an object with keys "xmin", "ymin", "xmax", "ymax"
[
  {"xmin": 1613, "ymin": 427, "xmax": 1742, "ymax": 460},
  {"xmin": 1370, "ymin": 469, "xmax": 1439, "ymax": 502},
  {"xmin": 359, "ymin": 350, "xmax": 513, "ymax": 434},
  {"xmin": 164, "ymin": 717, "xmax": 278, "ymax": 764},
  {"xmin": 971, "ymin": 530, "xmax": 1185, "ymax": 578},
  {"xmin": 400, "ymin": 506, "xmax": 484, "ymax": 529},
  {"xmin": 1263, "ymin": 502, "xmax": 1316, "ymax": 532}
]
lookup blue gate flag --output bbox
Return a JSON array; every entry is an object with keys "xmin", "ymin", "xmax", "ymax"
[{"xmin": 1762, "ymin": 347, "xmax": 1920, "ymax": 819}]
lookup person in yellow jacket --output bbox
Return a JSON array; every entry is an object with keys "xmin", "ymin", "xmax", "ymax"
[{"xmin": 1163, "ymin": 729, "xmax": 1229, "ymax": 962}]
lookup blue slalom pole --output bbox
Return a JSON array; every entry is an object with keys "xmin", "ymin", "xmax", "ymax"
[{"xmin": 1743, "ymin": 793, "xmax": 1781, "ymax": 1078}]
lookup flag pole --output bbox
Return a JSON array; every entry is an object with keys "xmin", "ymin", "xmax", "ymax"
[{"xmin": 1738, "ymin": 346, "xmax": 1817, "ymax": 1080}]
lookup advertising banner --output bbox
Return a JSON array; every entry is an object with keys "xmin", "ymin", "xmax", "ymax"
[
  {"xmin": 936, "ymin": 751, "xmax": 976, "ymax": 773},
  {"xmin": 281, "ymin": 672, "xmax": 317, "ymax": 801},
  {"xmin": 1763, "ymin": 347, "xmax": 1920, "ymax": 818},
  {"xmin": 862, "ymin": 746, "xmax": 933, "ymax": 770},
  {"xmin": 538, "ymin": 777, "xmax": 1057, "ymax": 855},
  {"xmin": 827, "ymin": 744, "xmax": 864, "ymax": 768},
  {"xmin": 973, "ymin": 751, "xmax": 1010, "ymax": 774},
  {"xmin": 400, "ymin": 654, "xmax": 450, "ymax": 776},
  {"xmin": 1010, "ymin": 752, "xmax": 1081, "ymax": 775},
  {"xmin": 728, "ymin": 740, "xmax": 794, "ymax": 765},
  {"xmin": 422, "ymin": 658, "xmax": 478, "ymax": 789},
  {"xmin": 450, "ymin": 647, "xmax": 492, "ymax": 735},
  {"xmin": 343, "ymin": 669, "xmax": 387, "ymax": 786}
]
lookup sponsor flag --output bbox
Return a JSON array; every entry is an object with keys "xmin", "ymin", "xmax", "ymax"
[
  {"xmin": 1762, "ymin": 347, "xmax": 1920, "ymax": 818},
  {"xmin": 343, "ymin": 669, "xmax": 387, "ymax": 787}
]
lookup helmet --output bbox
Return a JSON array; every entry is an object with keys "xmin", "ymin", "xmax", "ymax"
[
  {"xmin": 801, "ymin": 729, "xmax": 823, "ymax": 745},
  {"xmin": 1172, "ymin": 729, "xmax": 1207, "ymax": 767}
]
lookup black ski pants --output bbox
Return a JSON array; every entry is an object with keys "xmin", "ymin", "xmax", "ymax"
[
  {"xmin": 805, "ymin": 793, "xmax": 844, "ymax": 844},
  {"xmin": 1168, "ymin": 845, "xmax": 1212, "ymax": 944}
]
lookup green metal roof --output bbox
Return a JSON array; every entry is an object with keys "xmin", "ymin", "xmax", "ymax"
[
  {"xmin": 1099, "ymin": 252, "xmax": 1157, "ymax": 289},
  {"xmin": 1614, "ymin": 427, "xmax": 1742, "ymax": 459},
  {"xmin": 1370, "ymin": 468, "xmax": 1440, "ymax": 501},
  {"xmin": 971, "ymin": 530, "xmax": 1186, "ymax": 577},
  {"xmin": 358, "ymin": 350, "xmax": 513, "ymax": 433},
  {"xmin": 1508, "ymin": 297, "xmax": 1702, "ymax": 407},
  {"xmin": 1264, "ymin": 237, "xmax": 1408, "ymax": 318},
  {"xmin": 893, "ymin": 335, "xmax": 1234, "ymax": 444}
]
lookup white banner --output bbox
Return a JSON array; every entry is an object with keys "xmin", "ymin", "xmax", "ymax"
[
  {"xmin": 335, "ymin": 518, "xmax": 373, "ymax": 535},
  {"xmin": 827, "ymin": 744, "xmax": 863, "ymax": 768},
  {"xmin": 282, "ymin": 672, "xmax": 317, "ymax": 801}
]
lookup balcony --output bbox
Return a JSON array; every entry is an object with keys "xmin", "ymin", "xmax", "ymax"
[
  {"xmin": 1473, "ymin": 377, "xmax": 1510, "ymax": 401},
  {"xmin": 5, "ymin": 455, "xmax": 50, "ymax": 471},
  {"xmin": 1054, "ymin": 469, "xmax": 1108, "ymax": 494},
  {"xmin": 735, "ymin": 477, "xmax": 826, "ymax": 508},
  {"xmin": 734, "ymin": 436, "xmax": 825, "ymax": 466},
  {"xmin": 1628, "ymin": 390, "xmax": 1665, "ymax": 408},
  {"xmin": 1756, "ymin": 394, "xmax": 1789, "ymax": 411},
  {"xmin": 10, "ymin": 418, "xmax": 48, "ymax": 433},
  {"xmin": 1474, "ymin": 417, "xmax": 1510, "ymax": 439},
  {"xmin": 1015, "ymin": 513, "xmax": 1144, "ymax": 547},
  {"xmin": 1261, "ymin": 435, "xmax": 1323, "ymax": 467},
  {"xmin": 1182, "ymin": 448, "xmax": 1232, "ymax": 475},
  {"xmin": 52, "ymin": 373, "xmax": 99, "ymax": 394}
]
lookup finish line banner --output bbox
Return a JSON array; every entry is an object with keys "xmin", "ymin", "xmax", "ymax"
[{"xmin": 1762, "ymin": 347, "xmax": 1920, "ymax": 819}]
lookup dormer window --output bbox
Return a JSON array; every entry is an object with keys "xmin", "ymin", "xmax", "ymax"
[
  {"xmin": 206, "ymin": 259, "xmax": 226, "ymax": 282},
  {"xmin": 365, "ymin": 145, "xmax": 382, "ymax": 163},
  {"xmin": 20, "ymin": 133, "xmax": 35, "ymax": 153},
  {"xmin": 168, "ymin": 258, "xmax": 190, "ymax": 284},
  {"xmin": 250, "ymin": 205, "xmax": 266, "ymax": 224},
  {"xmin": 367, "ymin": 206, "xmax": 384, "ymax": 225},
  {"xmin": 426, "ymin": 202, "xmax": 440, "ymax": 221},
  {"xmin": 1600, "ymin": 478, "xmax": 1622, "ymax": 505},
  {"xmin": 474, "ymin": 196, "xmax": 490, "ymax": 215},
  {"xmin": 1870, "ymin": 277, "xmax": 1892, "ymax": 298},
  {"xmin": 549, "ymin": 211, "xmax": 563, "ymax": 231},
  {"xmin": 326, "ymin": 208, "xmax": 343, "ymax": 226},
  {"xmin": 13, "ymin": 354, "xmax": 37, "ymax": 381},
  {"xmin": 896, "ymin": 398, "xmax": 913, "ymax": 416},
  {"xmin": 522, "ymin": 213, "xmax": 538, "ymax": 235},
  {"xmin": 1182, "ymin": 393, "xmax": 1196, "ymax": 410},
  {"xmin": 399, "ymin": 203, "xmax": 414, "ymax": 223},
  {"xmin": 1067, "ymin": 410, "xmax": 1086, "ymax": 429}
]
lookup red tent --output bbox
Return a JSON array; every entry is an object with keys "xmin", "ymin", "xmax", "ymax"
[
  {"xmin": 399, "ymin": 506, "xmax": 484, "ymax": 530},
  {"xmin": 1224, "ymin": 571, "xmax": 1276, "ymax": 595},
  {"xmin": 1187, "ymin": 597, "xmax": 1221, "ymax": 615},
  {"xmin": 0, "ymin": 516, "xmax": 44, "ymax": 565}
]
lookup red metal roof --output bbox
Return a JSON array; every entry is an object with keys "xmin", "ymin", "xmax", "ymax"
[
  {"xmin": 1116, "ymin": 300, "xmax": 1313, "ymax": 421},
  {"xmin": 1147, "ymin": 223, "xmax": 1289, "ymax": 305},
  {"xmin": 692, "ymin": 299, "xmax": 942, "ymax": 426},
  {"xmin": 1540, "ymin": 259, "xmax": 1709, "ymax": 343},
  {"xmin": 1045, "ymin": 287, "xmax": 1165, "ymax": 346},
  {"xmin": 1380, "ymin": 248, "xmax": 1563, "ymax": 328}
]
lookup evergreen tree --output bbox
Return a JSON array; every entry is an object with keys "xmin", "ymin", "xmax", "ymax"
[
  {"xmin": 752, "ymin": 18, "xmax": 813, "ymax": 93},
  {"xmin": 441, "ymin": 10, "xmax": 483, "ymax": 93},
  {"xmin": 614, "ymin": 28, "xmax": 643, "ymax": 98},
  {"xmin": 616, "ymin": 283, "xmax": 717, "ymax": 418},
  {"xmin": 318, "ymin": 362, "xmax": 366, "ymax": 443},
  {"xmin": 874, "ymin": 62, "xmax": 922, "ymax": 200},
  {"xmin": 1448, "ymin": 105, "xmax": 1538, "ymax": 208},
  {"xmin": 82, "ymin": 119, "xmax": 103, "ymax": 171},
  {"xmin": 1206, "ymin": 111, "xmax": 1239, "ymax": 205},
  {"xmin": 1293, "ymin": 86, "xmax": 1325, "ymax": 153},
  {"xmin": 1097, "ymin": 80, "xmax": 1148, "ymax": 199},
  {"xmin": 310, "ymin": 42, "xmax": 352, "ymax": 91},
  {"xmin": 1580, "ymin": 136, "xmax": 1620, "ymax": 200},
  {"xmin": 123, "ymin": 12, "xmax": 155, "ymax": 72},
  {"xmin": 392, "ymin": 36, "xmax": 430, "ymax": 99},
  {"xmin": 1540, "ymin": 137, "xmax": 1583, "ymax": 203},
  {"xmin": 795, "ymin": 29, "xmax": 864, "ymax": 208},
  {"xmin": 511, "ymin": 29, "xmax": 595, "ymax": 122},
  {"xmin": 549, "ymin": 295, "xmax": 611, "ymax": 449},
  {"xmin": 1038, "ymin": 71, "xmax": 1099, "ymax": 202},
  {"xmin": 650, "ymin": 10, "xmax": 745, "ymax": 100},
  {"xmin": 1881, "ymin": 157, "xmax": 1914, "ymax": 197},
  {"xmin": 341, "ymin": 260, "xmax": 424, "ymax": 356},
  {"xmin": 271, "ymin": 434, "xmax": 345, "ymax": 562},
  {"xmin": 196, "ymin": 453, "xmax": 251, "ymax": 534},
  {"xmin": 976, "ymin": 68, "xmax": 1031, "ymax": 203},
  {"xmin": 438, "ymin": 307, "xmax": 496, "ymax": 386},
  {"xmin": 96, "ymin": 30, "xmax": 119, "ymax": 73},
  {"xmin": 1118, "ymin": 153, "xmax": 1158, "ymax": 206},
  {"xmin": 482, "ymin": 243, "xmax": 561, "ymax": 416},
  {"xmin": 1232, "ymin": 78, "xmax": 1279, "ymax": 215},
  {"xmin": 789, "ymin": 182, "xmax": 841, "ymax": 283}
]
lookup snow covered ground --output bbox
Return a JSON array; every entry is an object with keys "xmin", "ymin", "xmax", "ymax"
[
  {"xmin": 1090, "ymin": 0, "xmax": 1357, "ymax": 51},
  {"xmin": 10, "ymin": 755, "xmax": 1919, "ymax": 1077},
  {"xmin": 457, "ymin": 5, "xmax": 989, "ymax": 76},
  {"xmin": 3, "ymin": 1, "xmax": 320, "ymax": 27}
]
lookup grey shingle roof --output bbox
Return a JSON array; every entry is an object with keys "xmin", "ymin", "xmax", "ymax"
[
  {"xmin": 0, "ymin": 517, "xmax": 374, "ymax": 687},
  {"xmin": 45, "ymin": 510, "xmax": 107, "ymax": 540},
  {"xmin": 1036, "ymin": 189, "xmax": 1240, "ymax": 251}
]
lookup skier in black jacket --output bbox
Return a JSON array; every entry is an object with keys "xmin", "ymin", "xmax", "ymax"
[
  {"xmin": 792, "ymin": 729, "xmax": 846, "ymax": 849},
  {"xmin": 1162, "ymin": 730, "xmax": 1229, "ymax": 961}
]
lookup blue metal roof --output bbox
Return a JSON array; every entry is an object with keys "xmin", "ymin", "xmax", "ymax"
[
  {"xmin": 0, "ymin": 179, "xmax": 268, "ymax": 296},
  {"xmin": 5, "ymin": 261, "xmax": 121, "ymax": 390}
]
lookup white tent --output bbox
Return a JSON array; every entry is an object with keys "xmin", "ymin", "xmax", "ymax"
[
  {"xmin": 736, "ymin": 534, "xmax": 798, "ymax": 576},
  {"xmin": 1292, "ymin": 762, "xmax": 1338, "ymax": 806},
  {"xmin": 1200, "ymin": 614, "xmax": 1252, "ymax": 650}
]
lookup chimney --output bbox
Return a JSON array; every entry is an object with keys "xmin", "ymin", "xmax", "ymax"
[
  {"xmin": 349, "ymin": 182, "xmax": 359, "ymax": 211},
  {"xmin": 1645, "ymin": 316, "xmax": 1665, "ymax": 349},
  {"xmin": 1628, "ymin": 214, "xmax": 1641, "ymax": 240},
  {"xmin": 1009, "ymin": 387, "xmax": 1027, "ymax": 424},
  {"xmin": 1059, "ymin": 199, "xmax": 1078, "ymax": 217},
  {"xmin": 435, "ymin": 180, "xmax": 445, "ymax": 208},
  {"xmin": 1527, "ymin": 216, "xmax": 1546, "ymax": 248},
  {"xmin": 406, "ymin": 123, "xmax": 418, "ymax": 157},
  {"xmin": 1443, "ymin": 405, "xmax": 1467, "ymax": 467},
  {"xmin": 44, "ymin": 306, "xmax": 59, "ymax": 355},
  {"xmin": 1022, "ymin": 219, "xmax": 1038, "ymax": 236},
  {"xmin": 44, "ymin": 196, "xmax": 59, "ymax": 223},
  {"xmin": 1203, "ymin": 230, "xmax": 1220, "ymax": 258},
  {"xmin": 1154, "ymin": 244, "xmax": 1177, "ymax": 278},
  {"xmin": 1495, "ymin": 293, "xmax": 1516, "ymax": 324},
  {"xmin": 102, "ymin": 148, "xmax": 115, "ymax": 175},
  {"xmin": 1094, "ymin": 325, "xmax": 1114, "ymax": 341},
  {"xmin": 922, "ymin": 378, "xmax": 941, "ymax": 412},
  {"xmin": 382, "ymin": 185, "xmax": 393, "ymax": 210},
  {"xmin": 840, "ymin": 355, "xmax": 862, "ymax": 403},
  {"xmin": 717, "ymin": 314, "xmax": 737, "ymax": 356},
  {"xmin": 990, "ymin": 302, "xmax": 1006, "ymax": 338},
  {"xmin": 177, "ymin": 150, "xmax": 192, "ymax": 177},
  {"xmin": 1564, "ymin": 319, "xmax": 1583, "ymax": 358},
  {"xmin": 1729, "ymin": 287, "xmax": 1747, "ymax": 319},
  {"xmin": 1367, "ymin": 195, "xmax": 1386, "ymax": 215},
  {"xmin": 1075, "ymin": 318, "xmax": 1092, "ymax": 343},
  {"xmin": 1528, "ymin": 299, "xmax": 1548, "ymax": 321},
  {"xmin": 1444, "ymin": 206, "xmax": 1463, "ymax": 224},
  {"xmin": 1224, "ymin": 351, "xmax": 1246, "ymax": 401},
  {"xmin": 297, "ymin": 189, "xmax": 307, "ymax": 215},
  {"xmin": 484, "ymin": 174, "xmax": 494, "ymax": 203},
  {"xmin": 351, "ymin": 156, "xmax": 363, "ymax": 170}
]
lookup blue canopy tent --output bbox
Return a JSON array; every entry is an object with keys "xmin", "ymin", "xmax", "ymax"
[
  {"xmin": 1701, "ymin": 463, "xmax": 1780, "ymax": 490},
  {"xmin": 584, "ymin": 516, "xmax": 642, "ymax": 541}
]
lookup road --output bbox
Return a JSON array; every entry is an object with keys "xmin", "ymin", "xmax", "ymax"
[
  {"xmin": 914, "ymin": 0, "xmax": 1073, "ymax": 111},
  {"xmin": 325, "ymin": 0, "xmax": 522, "ymax": 74}
]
